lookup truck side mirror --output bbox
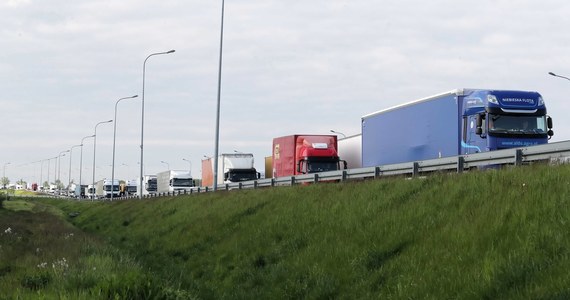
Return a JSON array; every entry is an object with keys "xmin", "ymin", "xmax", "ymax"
[
  {"xmin": 257, "ymin": 172, "xmax": 261, "ymax": 179},
  {"xmin": 547, "ymin": 116, "xmax": 553, "ymax": 129},
  {"xmin": 475, "ymin": 114, "xmax": 484, "ymax": 135},
  {"xmin": 297, "ymin": 161, "xmax": 307, "ymax": 174},
  {"xmin": 341, "ymin": 160, "xmax": 347, "ymax": 170}
]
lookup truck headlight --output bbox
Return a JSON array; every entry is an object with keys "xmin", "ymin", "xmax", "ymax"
[
  {"xmin": 487, "ymin": 95, "xmax": 499, "ymax": 104},
  {"xmin": 538, "ymin": 96, "xmax": 544, "ymax": 106}
]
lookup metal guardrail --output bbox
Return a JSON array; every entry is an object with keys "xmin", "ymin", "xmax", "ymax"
[
  {"xmin": 39, "ymin": 140, "xmax": 570, "ymax": 201},
  {"xmin": 130, "ymin": 140, "xmax": 570, "ymax": 199}
]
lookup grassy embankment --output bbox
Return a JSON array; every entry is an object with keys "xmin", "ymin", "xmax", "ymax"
[{"xmin": 1, "ymin": 164, "xmax": 570, "ymax": 299}]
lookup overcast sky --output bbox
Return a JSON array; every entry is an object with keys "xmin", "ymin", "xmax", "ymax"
[{"xmin": 1, "ymin": 0, "xmax": 570, "ymax": 185}]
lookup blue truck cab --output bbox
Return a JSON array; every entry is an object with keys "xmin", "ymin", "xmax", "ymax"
[{"xmin": 362, "ymin": 89, "xmax": 554, "ymax": 167}]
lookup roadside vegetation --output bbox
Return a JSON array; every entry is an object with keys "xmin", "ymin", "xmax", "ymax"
[{"xmin": 2, "ymin": 163, "xmax": 570, "ymax": 299}]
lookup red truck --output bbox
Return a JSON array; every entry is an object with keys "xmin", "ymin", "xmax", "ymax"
[{"xmin": 271, "ymin": 134, "xmax": 347, "ymax": 178}]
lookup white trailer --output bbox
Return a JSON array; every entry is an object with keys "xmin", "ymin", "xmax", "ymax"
[
  {"xmin": 156, "ymin": 170, "xmax": 193, "ymax": 194},
  {"xmin": 338, "ymin": 134, "xmax": 362, "ymax": 169}
]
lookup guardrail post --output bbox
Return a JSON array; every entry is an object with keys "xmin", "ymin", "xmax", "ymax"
[
  {"xmin": 290, "ymin": 176, "xmax": 295, "ymax": 186},
  {"xmin": 314, "ymin": 173, "xmax": 319, "ymax": 183},
  {"xmin": 238, "ymin": 182, "xmax": 243, "ymax": 190},
  {"xmin": 254, "ymin": 181, "xmax": 258, "ymax": 189},
  {"xmin": 457, "ymin": 156, "xmax": 464, "ymax": 173},
  {"xmin": 205, "ymin": 187, "xmax": 209, "ymax": 193},
  {"xmin": 271, "ymin": 178, "xmax": 275, "ymax": 187},
  {"xmin": 341, "ymin": 170, "xmax": 347, "ymax": 182},
  {"xmin": 412, "ymin": 162, "xmax": 419, "ymax": 177},
  {"xmin": 515, "ymin": 149, "xmax": 523, "ymax": 166},
  {"xmin": 374, "ymin": 166, "xmax": 381, "ymax": 179}
]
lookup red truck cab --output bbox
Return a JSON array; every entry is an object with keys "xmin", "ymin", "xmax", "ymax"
[{"xmin": 272, "ymin": 135, "xmax": 347, "ymax": 178}]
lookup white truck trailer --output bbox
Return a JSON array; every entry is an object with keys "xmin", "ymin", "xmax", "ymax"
[{"xmin": 156, "ymin": 170, "xmax": 193, "ymax": 194}]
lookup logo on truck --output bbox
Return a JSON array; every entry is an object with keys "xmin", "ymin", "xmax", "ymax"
[{"xmin": 502, "ymin": 98, "xmax": 535, "ymax": 105}]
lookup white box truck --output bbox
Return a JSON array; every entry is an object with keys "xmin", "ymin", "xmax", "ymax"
[
  {"xmin": 201, "ymin": 153, "xmax": 260, "ymax": 188},
  {"xmin": 138, "ymin": 175, "xmax": 157, "ymax": 196},
  {"xmin": 156, "ymin": 170, "xmax": 193, "ymax": 194},
  {"xmin": 95, "ymin": 179, "xmax": 120, "ymax": 199}
]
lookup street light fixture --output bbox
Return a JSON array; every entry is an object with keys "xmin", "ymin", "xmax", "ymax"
[
  {"xmin": 160, "ymin": 160, "xmax": 170, "ymax": 170},
  {"xmin": 92, "ymin": 120, "xmax": 113, "ymax": 200},
  {"xmin": 58, "ymin": 150, "xmax": 70, "ymax": 195},
  {"xmin": 548, "ymin": 72, "xmax": 570, "ymax": 82},
  {"xmin": 139, "ymin": 49, "xmax": 175, "ymax": 198},
  {"xmin": 213, "ymin": 0, "xmax": 226, "ymax": 191},
  {"xmin": 68, "ymin": 144, "xmax": 82, "ymax": 197},
  {"xmin": 111, "ymin": 95, "xmax": 138, "ymax": 201},
  {"xmin": 330, "ymin": 130, "xmax": 346, "ymax": 138},
  {"xmin": 182, "ymin": 158, "xmax": 192, "ymax": 172},
  {"xmin": 78, "ymin": 134, "xmax": 95, "ymax": 198},
  {"xmin": 46, "ymin": 156, "xmax": 57, "ymax": 189}
]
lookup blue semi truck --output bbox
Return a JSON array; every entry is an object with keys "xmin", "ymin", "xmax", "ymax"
[{"xmin": 362, "ymin": 88, "xmax": 554, "ymax": 167}]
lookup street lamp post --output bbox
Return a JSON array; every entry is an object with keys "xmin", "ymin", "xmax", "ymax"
[
  {"xmin": 92, "ymin": 120, "xmax": 113, "ymax": 200},
  {"xmin": 330, "ymin": 130, "xmax": 346, "ymax": 138},
  {"xmin": 548, "ymin": 72, "xmax": 570, "ymax": 82},
  {"xmin": 57, "ymin": 150, "xmax": 70, "ymax": 195},
  {"xmin": 139, "ymin": 50, "xmax": 175, "ymax": 198},
  {"xmin": 213, "ymin": 0, "xmax": 226, "ymax": 191},
  {"xmin": 111, "ymin": 95, "xmax": 138, "ymax": 201},
  {"xmin": 160, "ymin": 160, "xmax": 170, "ymax": 170},
  {"xmin": 68, "ymin": 144, "xmax": 82, "ymax": 197},
  {"xmin": 182, "ymin": 158, "xmax": 192, "ymax": 173},
  {"xmin": 46, "ymin": 156, "xmax": 57, "ymax": 190},
  {"xmin": 79, "ymin": 134, "xmax": 95, "ymax": 199},
  {"xmin": 39, "ymin": 159, "xmax": 46, "ymax": 191}
]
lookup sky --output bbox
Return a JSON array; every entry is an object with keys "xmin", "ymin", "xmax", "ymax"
[{"xmin": 1, "ymin": 0, "xmax": 570, "ymax": 186}]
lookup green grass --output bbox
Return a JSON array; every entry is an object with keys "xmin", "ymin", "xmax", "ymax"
[{"xmin": 3, "ymin": 164, "xmax": 570, "ymax": 299}]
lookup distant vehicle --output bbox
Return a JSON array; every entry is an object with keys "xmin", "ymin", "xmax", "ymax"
[
  {"xmin": 362, "ymin": 88, "xmax": 554, "ymax": 167},
  {"xmin": 156, "ymin": 170, "xmax": 193, "ymax": 194},
  {"xmin": 95, "ymin": 179, "xmax": 120, "ymax": 199},
  {"xmin": 138, "ymin": 175, "xmax": 157, "ymax": 196},
  {"xmin": 201, "ymin": 153, "xmax": 260, "ymax": 188},
  {"xmin": 31, "ymin": 183, "xmax": 38, "ymax": 191},
  {"xmin": 126, "ymin": 180, "xmax": 138, "ymax": 196},
  {"xmin": 86, "ymin": 184, "xmax": 96, "ymax": 199},
  {"xmin": 74, "ymin": 184, "xmax": 88, "ymax": 198},
  {"xmin": 271, "ymin": 134, "xmax": 347, "ymax": 178}
]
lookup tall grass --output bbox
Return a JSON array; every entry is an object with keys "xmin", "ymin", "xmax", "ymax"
[
  {"xmin": 5, "ymin": 164, "xmax": 570, "ymax": 299},
  {"xmin": 0, "ymin": 201, "xmax": 195, "ymax": 299}
]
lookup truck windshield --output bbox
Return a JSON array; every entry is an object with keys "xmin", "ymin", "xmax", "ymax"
[
  {"xmin": 172, "ymin": 178, "xmax": 193, "ymax": 187},
  {"xmin": 146, "ymin": 179, "xmax": 157, "ymax": 191},
  {"xmin": 488, "ymin": 114, "xmax": 547, "ymax": 135},
  {"xmin": 307, "ymin": 161, "xmax": 339, "ymax": 173},
  {"xmin": 227, "ymin": 169, "xmax": 258, "ymax": 182},
  {"xmin": 104, "ymin": 185, "xmax": 120, "ymax": 192}
]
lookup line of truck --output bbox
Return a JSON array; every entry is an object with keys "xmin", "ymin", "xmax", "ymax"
[{"xmin": 69, "ymin": 88, "xmax": 555, "ymax": 197}]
